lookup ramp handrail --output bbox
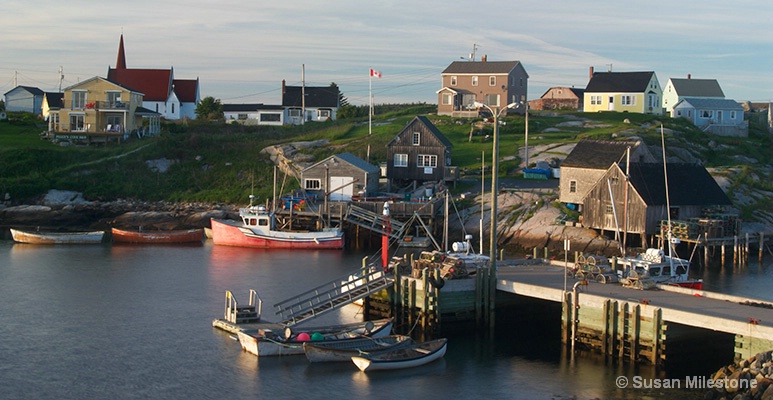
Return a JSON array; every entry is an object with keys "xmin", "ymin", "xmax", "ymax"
[
  {"xmin": 344, "ymin": 205, "xmax": 408, "ymax": 239},
  {"xmin": 274, "ymin": 265, "xmax": 393, "ymax": 326}
]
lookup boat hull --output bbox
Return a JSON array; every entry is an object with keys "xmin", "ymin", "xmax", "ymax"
[
  {"xmin": 111, "ymin": 228, "xmax": 204, "ymax": 244},
  {"xmin": 351, "ymin": 338, "xmax": 447, "ymax": 371},
  {"xmin": 304, "ymin": 335, "xmax": 413, "ymax": 363},
  {"xmin": 210, "ymin": 218, "xmax": 344, "ymax": 249},
  {"xmin": 237, "ymin": 319, "xmax": 393, "ymax": 357},
  {"xmin": 10, "ymin": 228, "xmax": 105, "ymax": 244}
]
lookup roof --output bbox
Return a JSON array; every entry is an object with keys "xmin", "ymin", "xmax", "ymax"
[
  {"xmin": 304, "ymin": 152, "xmax": 380, "ymax": 174},
  {"xmin": 107, "ymin": 68, "xmax": 172, "ymax": 101},
  {"xmin": 668, "ymin": 78, "xmax": 724, "ymax": 98},
  {"xmin": 173, "ymin": 79, "xmax": 198, "ymax": 103},
  {"xmin": 626, "ymin": 162, "xmax": 732, "ymax": 206},
  {"xmin": 4, "ymin": 85, "xmax": 45, "ymax": 96},
  {"xmin": 282, "ymin": 85, "xmax": 339, "ymax": 108},
  {"xmin": 135, "ymin": 106, "xmax": 161, "ymax": 116},
  {"xmin": 44, "ymin": 92, "xmax": 64, "ymax": 108},
  {"xmin": 539, "ymin": 86, "xmax": 585, "ymax": 99},
  {"xmin": 674, "ymin": 98, "xmax": 744, "ymax": 111},
  {"xmin": 62, "ymin": 76, "xmax": 139, "ymax": 94},
  {"xmin": 442, "ymin": 60, "xmax": 522, "ymax": 75},
  {"xmin": 387, "ymin": 116, "xmax": 453, "ymax": 149},
  {"xmin": 562, "ymin": 139, "xmax": 644, "ymax": 169},
  {"xmin": 585, "ymin": 71, "xmax": 656, "ymax": 93}
]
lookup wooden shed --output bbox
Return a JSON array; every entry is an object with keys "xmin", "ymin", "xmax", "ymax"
[
  {"xmin": 581, "ymin": 162, "xmax": 732, "ymax": 245},
  {"xmin": 301, "ymin": 152, "xmax": 380, "ymax": 201},
  {"xmin": 386, "ymin": 116, "xmax": 454, "ymax": 191}
]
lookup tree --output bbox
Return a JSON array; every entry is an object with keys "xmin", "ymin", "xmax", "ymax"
[{"xmin": 195, "ymin": 96, "xmax": 223, "ymax": 121}]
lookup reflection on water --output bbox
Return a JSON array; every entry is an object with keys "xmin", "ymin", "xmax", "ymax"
[{"xmin": 1, "ymin": 240, "xmax": 769, "ymax": 399}]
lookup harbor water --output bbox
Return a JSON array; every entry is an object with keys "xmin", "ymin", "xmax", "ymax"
[{"xmin": 1, "ymin": 239, "xmax": 771, "ymax": 400}]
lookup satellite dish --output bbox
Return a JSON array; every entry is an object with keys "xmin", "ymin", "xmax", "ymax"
[{"xmin": 0, "ymin": 111, "xmax": 6, "ymax": 120}]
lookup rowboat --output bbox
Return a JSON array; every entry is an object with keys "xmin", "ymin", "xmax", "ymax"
[
  {"xmin": 9, "ymin": 228, "xmax": 105, "ymax": 244},
  {"xmin": 303, "ymin": 335, "xmax": 413, "ymax": 363},
  {"xmin": 236, "ymin": 318, "xmax": 393, "ymax": 357},
  {"xmin": 210, "ymin": 205, "xmax": 343, "ymax": 249},
  {"xmin": 351, "ymin": 338, "xmax": 447, "ymax": 372},
  {"xmin": 111, "ymin": 227, "xmax": 204, "ymax": 244}
]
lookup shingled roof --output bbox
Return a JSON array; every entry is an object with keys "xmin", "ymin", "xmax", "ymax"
[
  {"xmin": 282, "ymin": 85, "xmax": 339, "ymax": 108},
  {"xmin": 669, "ymin": 78, "xmax": 724, "ymax": 97},
  {"xmin": 627, "ymin": 162, "xmax": 731, "ymax": 206},
  {"xmin": 107, "ymin": 68, "xmax": 171, "ymax": 101},
  {"xmin": 442, "ymin": 60, "xmax": 523, "ymax": 75},
  {"xmin": 585, "ymin": 71, "xmax": 656, "ymax": 93},
  {"xmin": 172, "ymin": 79, "xmax": 198, "ymax": 103},
  {"xmin": 562, "ymin": 139, "xmax": 644, "ymax": 169}
]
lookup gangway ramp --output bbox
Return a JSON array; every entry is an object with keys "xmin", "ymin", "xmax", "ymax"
[
  {"xmin": 344, "ymin": 205, "xmax": 408, "ymax": 239},
  {"xmin": 274, "ymin": 266, "xmax": 393, "ymax": 326}
]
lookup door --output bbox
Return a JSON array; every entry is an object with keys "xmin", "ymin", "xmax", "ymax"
[
  {"xmin": 607, "ymin": 96, "xmax": 615, "ymax": 111},
  {"xmin": 329, "ymin": 177, "xmax": 354, "ymax": 201}
]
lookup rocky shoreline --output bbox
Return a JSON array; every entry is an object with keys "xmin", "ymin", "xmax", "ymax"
[{"xmin": 704, "ymin": 350, "xmax": 773, "ymax": 400}]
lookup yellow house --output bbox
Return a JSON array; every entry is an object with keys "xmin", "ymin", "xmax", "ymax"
[
  {"xmin": 583, "ymin": 70, "xmax": 663, "ymax": 115},
  {"xmin": 49, "ymin": 76, "xmax": 160, "ymax": 144}
]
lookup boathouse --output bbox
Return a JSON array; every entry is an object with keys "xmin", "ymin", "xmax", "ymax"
[
  {"xmin": 301, "ymin": 153, "xmax": 380, "ymax": 201},
  {"xmin": 385, "ymin": 116, "xmax": 457, "ymax": 191},
  {"xmin": 581, "ymin": 162, "xmax": 734, "ymax": 245}
]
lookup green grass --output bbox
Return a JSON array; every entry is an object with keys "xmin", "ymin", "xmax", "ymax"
[{"xmin": 1, "ymin": 106, "xmax": 772, "ymax": 210}]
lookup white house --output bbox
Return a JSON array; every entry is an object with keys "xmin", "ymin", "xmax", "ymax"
[
  {"xmin": 662, "ymin": 76, "xmax": 725, "ymax": 114},
  {"xmin": 4, "ymin": 86, "xmax": 45, "ymax": 114},
  {"xmin": 222, "ymin": 104, "xmax": 285, "ymax": 126},
  {"xmin": 281, "ymin": 80, "xmax": 339, "ymax": 125},
  {"xmin": 672, "ymin": 98, "xmax": 747, "ymax": 137}
]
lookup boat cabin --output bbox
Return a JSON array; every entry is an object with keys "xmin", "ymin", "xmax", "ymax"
[{"xmin": 240, "ymin": 207, "xmax": 275, "ymax": 231}]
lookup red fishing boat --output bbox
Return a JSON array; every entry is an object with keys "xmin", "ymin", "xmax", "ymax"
[{"xmin": 210, "ymin": 206, "xmax": 344, "ymax": 249}]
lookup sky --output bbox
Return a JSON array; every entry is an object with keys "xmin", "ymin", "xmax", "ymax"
[{"xmin": 1, "ymin": 0, "xmax": 771, "ymax": 106}]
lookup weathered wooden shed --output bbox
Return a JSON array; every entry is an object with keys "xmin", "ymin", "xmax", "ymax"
[
  {"xmin": 559, "ymin": 139, "xmax": 655, "ymax": 210},
  {"xmin": 386, "ymin": 116, "xmax": 454, "ymax": 191},
  {"xmin": 581, "ymin": 162, "xmax": 732, "ymax": 245},
  {"xmin": 301, "ymin": 152, "xmax": 380, "ymax": 201}
]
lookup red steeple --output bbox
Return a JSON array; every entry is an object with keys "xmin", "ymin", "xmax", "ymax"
[{"xmin": 116, "ymin": 34, "xmax": 127, "ymax": 70}]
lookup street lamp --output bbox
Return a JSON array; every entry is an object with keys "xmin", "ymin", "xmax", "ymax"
[{"xmin": 473, "ymin": 100, "xmax": 518, "ymax": 328}]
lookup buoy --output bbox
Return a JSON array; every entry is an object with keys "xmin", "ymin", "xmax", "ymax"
[
  {"xmin": 297, "ymin": 332, "xmax": 311, "ymax": 341},
  {"xmin": 311, "ymin": 332, "xmax": 325, "ymax": 341}
]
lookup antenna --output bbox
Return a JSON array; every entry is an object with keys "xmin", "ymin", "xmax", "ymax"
[
  {"xmin": 461, "ymin": 43, "xmax": 479, "ymax": 61},
  {"xmin": 58, "ymin": 66, "xmax": 64, "ymax": 92}
]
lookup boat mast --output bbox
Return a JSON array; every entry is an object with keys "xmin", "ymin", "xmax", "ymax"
[
  {"xmin": 443, "ymin": 189, "xmax": 449, "ymax": 252},
  {"xmin": 480, "ymin": 150, "xmax": 485, "ymax": 255},
  {"xmin": 661, "ymin": 124, "xmax": 675, "ymax": 273},
  {"xmin": 623, "ymin": 146, "xmax": 630, "ymax": 256}
]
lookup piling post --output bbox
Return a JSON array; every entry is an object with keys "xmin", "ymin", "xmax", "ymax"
[
  {"xmin": 721, "ymin": 242, "xmax": 726, "ymax": 266},
  {"xmin": 561, "ymin": 291, "xmax": 571, "ymax": 345},
  {"xmin": 704, "ymin": 233, "xmax": 709, "ymax": 264},
  {"xmin": 651, "ymin": 308, "xmax": 663, "ymax": 364},
  {"xmin": 543, "ymin": 247, "xmax": 548, "ymax": 259},
  {"xmin": 630, "ymin": 304, "xmax": 640, "ymax": 361},
  {"xmin": 533, "ymin": 247, "xmax": 538, "ymax": 259},
  {"xmin": 602, "ymin": 300, "xmax": 610, "ymax": 355},
  {"xmin": 760, "ymin": 232, "xmax": 765, "ymax": 264},
  {"xmin": 734, "ymin": 236, "xmax": 738, "ymax": 267},
  {"xmin": 745, "ymin": 233, "xmax": 750, "ymax": 263}
]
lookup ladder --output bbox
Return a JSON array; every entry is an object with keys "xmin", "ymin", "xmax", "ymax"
[
  {"xmin": 224, "ymin": 289, "xmax": 262, "ymax": 324},
  {"xmin": 274, "ymin": 266, "xmax": 394, "ymax": 326},
  {"xmin": 344, "ymin": 205, "xmax": 408, "ymax": 239}
]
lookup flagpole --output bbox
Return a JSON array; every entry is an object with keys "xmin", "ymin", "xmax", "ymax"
[{"xmin": 368, "ymin": 69, "xmax": 373, "ymax": 162}]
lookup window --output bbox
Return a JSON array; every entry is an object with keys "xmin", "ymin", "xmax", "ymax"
[
  {"xmin": 319, "ymin": 109, "xmax": 331, "ymax": 119},
  {"xmin": 569, "ymin": 180, "xmax": 577, "ymax": 193},
  {"xmin": 69, "ymin": 114, "xmax": 85, "ymax": 131},
  {"xmin": 700, "ymin": 110, "xmax": 713, "ymax": 118},
  {"xmin": 621, "ymin": 95, "xmax": 634, "ymax": 106},
  {"xmin": 730, "ymin": 111, "xmax": 736, "ymax": 119},
  {"xmin": 472, "ymin": 76, "xmax": 478, "ymax": 86},
  {"xmin": 106, "ymin": 115, "xmax": 121, "ymax": 129},
  {"xmin": 450, "ymin": 76, "xmax": 457, "ymax": 86},
  {"xmin": 260, "ymin": 113, "xmax": 281, "ymax": 122},
  {"xmin": 590, "ymin": 95, "xmax": 602, "ymax": 105},
  {"xmin": 441, "ymin": 93, "xmax": 452, "ymax": 105},
  {"xmin": 417, "ymin": 154, "xmax": 437, "ymax": 168},
  {"xmin": 484, "ymin": 94, "xmax": 500, "ymax": 107},
  {"xmin": 72, "ymin": 91, "xmax": 86, "ymax": 109},
  {"xmin": 106, "ymin": 91, "xmax": 121, "ymax": 107},
  {"xmin": 605, "ymin": 204, "xmax": 614, "ymax": 214},
  {"xmin": 237, "ymin": 113, "xmax": 248, "ymax": 120},
  {"xmin": 462, "ymin": 94, "xmax": 477, "ymax": 109},
  {"xmin": 289, "ymin": 109, "xmax": 301, "ymax": 117},
  {"xmin": 304, "ymin": 179, "xmax": 321, "ymax": 190},
  {"xmin": 489, "ymin": 76, "xmax": 496, "ymax": 86},
  {"xmin": 412, "ymin": 132, "xmax": 420, "ymax": 146},
  {"xmin": 394, "ymin": 153, "xmax": 408, "ymax": 167},
  {"xmin": 172, "ymin": 103, "xmax": 175, "ymax": 113}
]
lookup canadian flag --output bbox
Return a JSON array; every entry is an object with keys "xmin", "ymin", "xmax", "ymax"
[{"xmin": 369, "ymin": 69, "xmax": 381, "ymax": 78}]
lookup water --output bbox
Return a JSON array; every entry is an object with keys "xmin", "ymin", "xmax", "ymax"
[{"xmin": 1, "ymin": 240, "xmax": 771, "ymax": 400}]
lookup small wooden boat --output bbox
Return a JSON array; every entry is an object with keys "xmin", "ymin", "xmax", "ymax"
[
  {"xmin": 303, "ymin": 335, "xmax": 413, "ymax": 363},
  {"xmin": 351, "ymin": 338, "xmax": 447, "ymax": 372},
  {"xmin": 10, "ymin": 228, "xmax": 105, "ymax": 244},
  {"xmin": 111, "ymin": 227, "xmax": 204, "ymax": 244},
  {"xmin": 236, "ymin": 318, "xmax": 393, "ymax": 357}
]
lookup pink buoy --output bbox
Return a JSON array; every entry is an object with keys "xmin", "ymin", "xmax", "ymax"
[{"xmin": 297, "ymin": 332, "xmax": 311, "ymax": 341}]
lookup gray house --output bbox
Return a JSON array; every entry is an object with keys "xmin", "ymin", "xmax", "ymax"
[
  {"xmin": 386, "ymin": 116, "xmax": 455, "ymax": 191},
  {"xmin": 301, "ymin": 153, "xmax": 380, "ymax": 201},
  {"xmin": 559, "ymin": 139, "xmax": 655, "ymax": 210},
  {"xmin": 662, "ymin": 77, "xmax": 725, "ymax": 114},
  {"xmin": 672, "ymin": 98, "xmax": 747, "ymax": 137},
  {"xmin": 4, "ymin": 86, "xmax": 45, "ymax": 114}
]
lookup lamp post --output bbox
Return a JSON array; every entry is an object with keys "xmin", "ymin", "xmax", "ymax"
[
  {"xmin": 473, "ymin": 101, "xmax": 518, "ymax": 329},
  {"xmin": 523, "ymin": 101, "xmax": 529, "ymax": 169}
]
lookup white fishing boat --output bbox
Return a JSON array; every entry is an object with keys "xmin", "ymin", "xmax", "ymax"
[
  {"xmin": 10, "ymin": 228, "xmax": 105, "ymax": 244},
  {"xmin": 351, "ymin": 338, "xmax": 447, "ymax": 372},
  {"xmin": 236, "ymin": 318, "xmax": 393, "ymax": 357}
]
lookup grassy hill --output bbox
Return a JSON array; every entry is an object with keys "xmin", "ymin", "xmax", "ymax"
[{"xmin": 1, "ymin": 107, "xmax": 771, "ymax": 222}]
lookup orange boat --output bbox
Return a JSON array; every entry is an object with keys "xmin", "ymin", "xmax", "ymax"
[{"xmin": 111, "ymin": 227, "xmax": 204, "ymax": 244}]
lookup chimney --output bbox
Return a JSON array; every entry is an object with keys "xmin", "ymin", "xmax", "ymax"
[
  {"xmin": 282, "ymin": 79, "xmax": 286, "ymax": 94},
  {"xmin": 687, "ymin": 74, "xmax": 691, "ymax": 79},
  {"xmin": 481, "ymin": 54, "xmax": 487, "ymax": 62},
  {"xmin": 589, "ymin": 66, "xmax": 594, "ymax": 80}
]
